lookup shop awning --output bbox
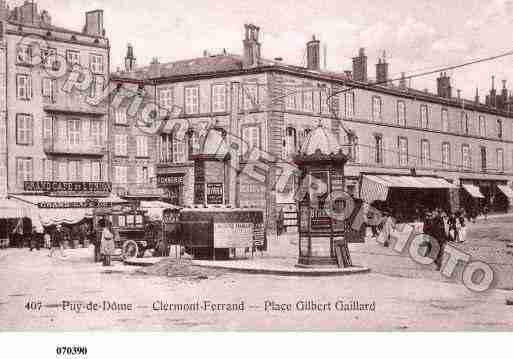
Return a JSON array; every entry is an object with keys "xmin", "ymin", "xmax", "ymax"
[
  {"xmin": 497, "ymin": 185, "xmax": 513, "ymax": 199},
  {"xmin": 9, "ymin": 194, "xmax": 127, "ymax": 226},
  {"xmin": 359, "ymin": 174, "xmax": 457, "ymax": 203},
  {"xmin": 462, "ymin": 184, "xmax": 485, "ymax": 199}
]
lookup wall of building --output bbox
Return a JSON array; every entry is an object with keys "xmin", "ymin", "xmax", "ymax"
[{"xmin": 4, "ymin": 20, "xmax": 110, "ymax": 193}]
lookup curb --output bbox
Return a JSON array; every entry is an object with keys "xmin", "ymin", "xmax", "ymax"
[{"xmin": 190, "ymin": 262, "xmax": 371, "ymax": 277}]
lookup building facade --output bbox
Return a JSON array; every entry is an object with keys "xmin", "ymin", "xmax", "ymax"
[
  {"xmin": 0, "ymin": 1, "xmax": 110, "ymax": 197},
  {"xmin": 112, "ymin": 24, "xmax": 513, "ymax": 227}
]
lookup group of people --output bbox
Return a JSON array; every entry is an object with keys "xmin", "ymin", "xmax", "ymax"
[
  {"xmin": 9, "ymin": 218, "xmax": 116, "ymax": 266},
  {"xmin": 423, "ymin": 208, "xmax": 468, "ymax": 270}
]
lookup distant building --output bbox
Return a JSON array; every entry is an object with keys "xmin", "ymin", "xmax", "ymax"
[
  {"xmin": 0, "ymin": 0, "xmax": 110, "ymax": 196},
  {"xmin": 112, "ymin": 24, "xmax": 513, "ymax": 226}
]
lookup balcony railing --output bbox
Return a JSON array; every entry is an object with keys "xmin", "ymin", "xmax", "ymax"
[{"xmin": 43, "ymin": 138, "xmax": 106, "ymax": 156}]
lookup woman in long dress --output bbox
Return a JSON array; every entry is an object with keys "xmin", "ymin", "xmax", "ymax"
[{"xmin": 100, "ymin": 221, "xmax": 115, "ymax": 266}]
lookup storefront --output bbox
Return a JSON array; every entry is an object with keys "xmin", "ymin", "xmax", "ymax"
[
  {"xmin": 6, "ymin": 181, "xmax": 126, "ymax": 247},
  {"xmin": 459, "ymin": 177, "xmax": 511, "ymax": 213},
  {"xmin": 460, "ymin": 183, "xmax": 484, "ymax": 216},
  {"xmin": 359, "ymin": 173, "xmax": 458, "ymax": 222},
  {"xmin": 157, "ymin": 171, "xmax": 190, "ymax": 206}
]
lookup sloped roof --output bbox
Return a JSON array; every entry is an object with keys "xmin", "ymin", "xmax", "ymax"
[{"xmin": 114, "ymin": 54, "xmax": 246, "ymax": 80}]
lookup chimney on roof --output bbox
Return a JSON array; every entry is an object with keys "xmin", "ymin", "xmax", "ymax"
[
  {"xmin": 352, "ymin": 48, "xmax": 367, "ymax": 82},
  {"xmin": 399, "ymin": 72, "xmax": 407, "ymax": 90},
  {"xmin": 243, "ymin": 24, "xmax": 261, "ymax": 68},
  {"xmin": 475, "ymin": 87, "xmax": 480, "ymax": 104},
  {"xmin": 486, "ymin": 75, "xmax": 497, "ymax": 107},
  {"xmin": 457, "ymin": 89, "xmax": 461, "ymax": 100},
  {"xmin": 499, "ymin": 79, "xmax": 509, "ymax": 110},
  {"xmin": 436, "ymin": 72, "xmax": 452, "ymax": 98},
  {"xmin": 18, "ymin": 0, "xmax": 38, "ymax": 24},
  {"xmin": 124, "ymin": 43, "xmax": 136, "ymax": 72},
  {"xmin": 344, "ymin": 70, "xmax": 352, "ymax": 80},
  {"xmin": 83, "ymin": 9, "xmax": 104, "ymax": 37},
  {"xmin": 306, "ymin": 35, "xmax": 320, "ymax": 71},
  {"xmin": 375, "ymin": 51, "xmax": 389, "ymax": 85},
  {"xmin": 149, "ymin": 57, "xmax": 160, "ymax": 77}
]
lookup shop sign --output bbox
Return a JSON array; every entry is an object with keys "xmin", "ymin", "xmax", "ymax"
[
  {"xmin": 310, "ymin": 208, "xmax": 331, "ymax": 231},
  {"xmin": 157, "ymin": 174, "xmax": 184, "ymax": 186},
  {"xmin": 24, "ymin": 181, "xmax": 112, "ymax": 195},
  {"xmin": 206, "ymin": 182, "xmax": 223, "ymax": 204},
  {"xmin": 213, "ymin": 222, "xmax": 254, "ymax": 248},
  {"xmin": 37, "ymin": 199, "xmax": 114, "ymax": 209}
]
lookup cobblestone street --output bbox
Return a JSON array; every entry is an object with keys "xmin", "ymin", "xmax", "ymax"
[{"xmin": 0, "ymin": 216, "xmax": 512, "ymax": 331}]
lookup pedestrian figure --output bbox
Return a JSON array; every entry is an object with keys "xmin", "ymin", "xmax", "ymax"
[
  {"xmin": 49, "ymin": 224, "xmax": 65, "ymax": 257},
  {"xmin": 43, "ymin": 230, "xmax": 51, "ymax": 249},
  {"xmin": 12, "ymin": 219, "xmax": 23, "ymax": 248},
  {"xmin": 457, "ymin": 212, "xmax": 467, "ymax": 243},
  {"xmin": 381, "ymin": 211, "xmax": 394, "ymax": 248},
  {"xmin": 432, "ymin": 209, "xmax": 447, "ymax": 271},
  {"xmin": 447, "ymin": 213, "xmax": 458, "ymax": 242},
  {"xmin": 483, "ymin": 205, "xmax": 489, "ymax": 221},
  {"xmin": 100, "ymin": 221, "xmax": 115, "ymax": 266},
  {"xmin": 29, "ymin": 226, "xmax": 43, "ymax": 251}
]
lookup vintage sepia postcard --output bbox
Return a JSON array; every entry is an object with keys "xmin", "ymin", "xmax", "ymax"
[{"xmin": 0, "ymin": 1, "xmax": 512, "ymax": 346}]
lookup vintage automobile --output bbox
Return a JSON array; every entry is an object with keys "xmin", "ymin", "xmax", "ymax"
[{"xmin": 93, "ymin": 206, "xmax": 161, "ymax": 259}]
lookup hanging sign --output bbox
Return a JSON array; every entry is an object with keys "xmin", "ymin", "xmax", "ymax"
[{"xmin": 206, "ymin": 182, "xmax": 224, "ymax": 204}]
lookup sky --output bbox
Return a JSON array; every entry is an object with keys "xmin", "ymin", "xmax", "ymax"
[{"xmin": 14, "ymin": 0, "xmax": 513, "ymax": 99}]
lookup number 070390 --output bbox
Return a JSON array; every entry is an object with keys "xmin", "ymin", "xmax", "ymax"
[{"xmin": 56, "ymin": 346, "xmax": 88, "ymax": 355}]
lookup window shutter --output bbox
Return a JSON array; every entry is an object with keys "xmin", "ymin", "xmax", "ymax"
[{"xmin": 28, "ymin": 116, "xmax": 33, "ymax": 145}]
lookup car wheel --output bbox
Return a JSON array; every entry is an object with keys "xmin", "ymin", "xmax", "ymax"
[{"xmin": 122, "ymin": 240, "xmax": 139, "ymax": 259}]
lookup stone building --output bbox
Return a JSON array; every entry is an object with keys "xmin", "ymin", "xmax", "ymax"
[
  {"xmin": 0, "ymin": 0, "xmax": 110, "ymax": 196},
  {"xmin": 112, "ymin": 23, "xmax": 513, "ymax": 227}
]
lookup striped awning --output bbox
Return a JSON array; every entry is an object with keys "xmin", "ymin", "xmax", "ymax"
[
  {"xmin": 498, "ymin": 185, "xmax": 513, "ymax": 199},
  {"xmin": 359, "ymin": 175, "xmax": 457, "ymax": 203},
  {"xmin": 462, "ymin": 184, "xmax": 484, "ymax": 199}
]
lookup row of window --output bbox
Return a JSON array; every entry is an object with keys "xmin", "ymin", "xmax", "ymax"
[
  {"xmin": 371, "ymin": 96, "xmax": 507, "ymax": 139},
  {"xmin": 158, "ymin": 125, "xmax": 262, "ymax": 163},
  {"xmin": 363, "ymin": 135, "xmax": 508, "ymax": 172},
  {"xmin": 16, "ymin": 73, "xmax": 104, "ymax": 102},
  {"xmin": 113, "ymin": 165, "xmax": 154, "ymax": 184},
  {"xmin": 113, "ymin": 134, "xmax": 149, "ymax": 157},
  {"xmin": 16, "ymin": 115, "xmax": 103, "ymax": 147},
  {"xmin": 15, "ymin": 158, "xmax": 103, "ymax": 186},
  {"xmin": 284, "ymin": 86, "xmax": 333, "ymax": 115},
  {"xmin": 155, "ymin": 83, "xmax": 259, "ymax": 116},
  {"xmin": 16, "ymin": 44, "xmax": 104, "ymax": 74}
]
